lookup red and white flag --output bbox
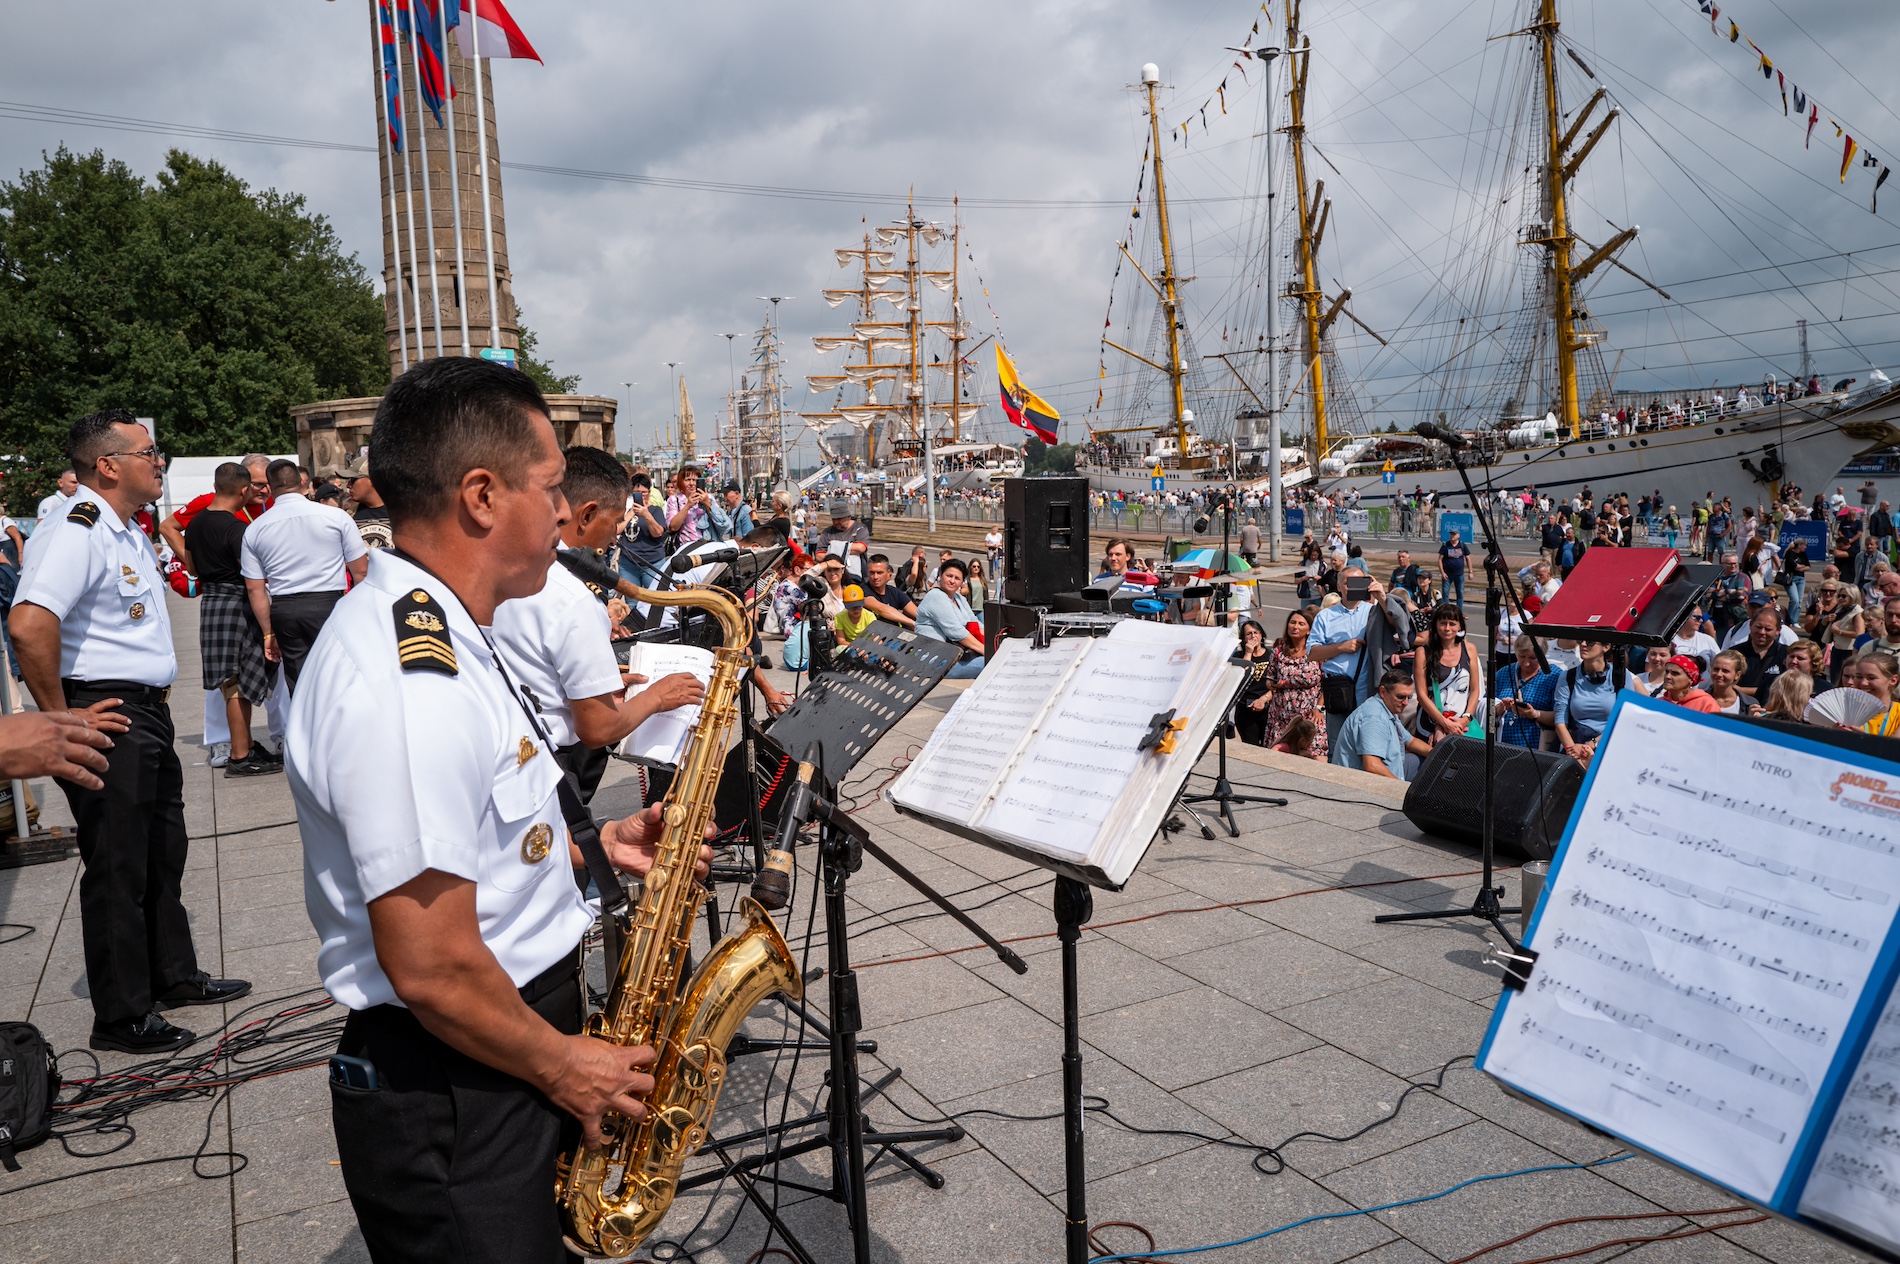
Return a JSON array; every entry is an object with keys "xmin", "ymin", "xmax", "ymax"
[{"xmin": 455, "ymin": 0, "xmax": 542, "ymax": 62}]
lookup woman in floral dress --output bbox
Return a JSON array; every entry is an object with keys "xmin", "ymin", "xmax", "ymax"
[{"xmin": 1262, "ymin": 609, "xmax": 1328, "ymax": 759}]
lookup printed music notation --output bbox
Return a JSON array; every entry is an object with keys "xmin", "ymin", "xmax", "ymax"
[
  {"xmin": 1521, "ymin": 1017, "xmax": 1787, "ymax": 1143},
  {"xmin": 1834, "ymin": 1113, "xmax": 1900, "ymax": 1159},
  {"xmin": 1533, "ymin": 971, "xmax": 1809, "ymax": 1091},
  {"xmin": 1549, "ymin": 930, "xmax": 1832, "ymax": 1042},
  {"xmin": 1580, "ymin": 848, "xmax": 1871, "ymax": 950},
  {"xmin": 1635, "ymin": 767, "xmax": 1898, "ymax": 856},
  {"xmin": 1608, "ymin": 808, "xmax": 1891, "ymax": 905},
  {"xmin": 1818, "ymin": 1152, "xmax": 1900, "ymax": 1208},
  {"xmin": 1850, "ymin": 1080, "xmax": 1900, "ymax": 1112},
  {"xmin": 1565, "ymin": 892, "xmax": 1852, "ymax": 1000}
]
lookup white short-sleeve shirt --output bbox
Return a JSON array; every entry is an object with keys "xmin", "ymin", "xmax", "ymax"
[
  {"xmin": 240, "ymin": 492, "xmax": 368, "ymax": 597},
  {"xmin": 490, "ymin": 560, "xmax": 622, "ymax": 750},
  {"xmin": 11, "ymin": 493, "xmax": 176, "ymax": 687},
  {"xmin": 286, "ymin": 550, "xmax": 593, "ymax": 1011}
]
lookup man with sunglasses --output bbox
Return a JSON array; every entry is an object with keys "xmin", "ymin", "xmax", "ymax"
[{"xmin": 11, "ymin": 409, "xmax": 251, "ymax": 1054}]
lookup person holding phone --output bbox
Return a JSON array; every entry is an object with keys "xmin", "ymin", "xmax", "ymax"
[{"xmin": 1310, "ymin": 573, "xmax": 1372, "ymax": 748}]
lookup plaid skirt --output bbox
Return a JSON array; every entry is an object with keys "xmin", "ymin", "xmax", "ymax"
[{"xmin": 199, "ymin": 581, "xmax": 274, "ymax": 704}]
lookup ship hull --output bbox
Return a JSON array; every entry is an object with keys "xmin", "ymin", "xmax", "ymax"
[
  {"xmin": 1082, "ymin": 460, "xmax": 1314, "ymax": 497},
  {"xmin": 1314, "ymin": 393, "xmax": 1900, "ymax": 516}
]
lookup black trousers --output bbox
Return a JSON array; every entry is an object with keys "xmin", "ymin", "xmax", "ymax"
[
  {"xmin": 56, "ymin": 686, "xmax": 197, "ymax": 1024},
  {"xmin": 332, "ymin": 951, "xmax": 583, "ymax": 1264},
  {"xmin": 553, "ymin": 741, "xmax": 610, "ymax": 806},
  {"xmin": 271, "ymin": 589, "xmax": 345, "ymax": 694}
]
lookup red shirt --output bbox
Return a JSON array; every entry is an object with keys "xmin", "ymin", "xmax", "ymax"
[{"xmin": 172, "ymin": 492, "xmax": 261, "ymax": 528}]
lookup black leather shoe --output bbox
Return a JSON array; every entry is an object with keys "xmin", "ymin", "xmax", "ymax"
[
  {"xmin": 90, "ymin": 1011, "xmax": 195, "ymax": 1054},
  {"xmin": 155, "ymin": 972, "xmax": 253, "ymax": 1008}
]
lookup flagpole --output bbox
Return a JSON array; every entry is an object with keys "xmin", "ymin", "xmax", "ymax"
[
  {"xmin": 397, "ymin": 32, "xmax": 427, "ymax": 368},
  {"xmin": 468, "ymin": 0, "xmax": 503, "ymax": 353},
  {"xmin": 437, "ymin": 0, "xmax": 471, "ymax": 356},
  {"xmin": 372, "ymin": 1, "xmax": 409, "ymax": 374},
  {"xmin": 407, "ymin": 2, "xmax": 445, "ymax": 357},
  {"xmin": 1261, "ymin": 44, "xmax": 1283, "ymax": 564}
]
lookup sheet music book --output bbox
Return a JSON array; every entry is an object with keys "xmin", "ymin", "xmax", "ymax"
[
  {"xmin": 616, "ymin": 642, "xmax": 716, "ymax": 766},
  {"xmin": 1478, "ymin": 692, "xmax": 1900, "ymax": 1260},
  {"xmin": 886, "ymin": 621, "xmax": 1246, "ymax": 889}
]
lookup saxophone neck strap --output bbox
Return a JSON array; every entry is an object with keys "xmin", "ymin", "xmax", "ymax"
[{"xmin": 390, "ymin": 547, "xmax": 628, "ymax": 915}]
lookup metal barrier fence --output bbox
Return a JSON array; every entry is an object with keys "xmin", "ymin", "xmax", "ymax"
[{"xmin": 883, "ymin": 497, "xmax": 1565, "ymax": 544}]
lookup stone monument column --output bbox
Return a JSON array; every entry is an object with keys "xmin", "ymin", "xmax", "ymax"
[{"xmin": 372, "ymin": 1, "xmax": 519, "ymax": 377}]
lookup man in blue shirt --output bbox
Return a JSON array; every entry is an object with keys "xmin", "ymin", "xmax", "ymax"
[
  {"xmin": 1310, "ymin": 585, "xmax": 1372, "ymax": 748},
  {"xmin": 1332, "ymin": 668, "xmax": 1433, "ymax": 781}
]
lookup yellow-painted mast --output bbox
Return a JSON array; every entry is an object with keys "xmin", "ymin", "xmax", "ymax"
[
  {"xmin": 1538, "ymin": 0, "xmax": 1581, "ymax": 438},
  {"xmin": 1141, "ymin": 66, "xmax": 1191, "ymax": 460},
  {"xmin": 1285, "ymin": 0, "xmax": 1330, "ymax": 460}
]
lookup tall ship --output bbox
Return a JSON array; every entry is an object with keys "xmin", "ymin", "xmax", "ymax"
[
  {"xmin": 1086, "ymin": 0, "xmax": 1900, "ymax": 509},
  {"xmin": 798, "ymin": 208, "xmax": 1003, "ymax": 495}
]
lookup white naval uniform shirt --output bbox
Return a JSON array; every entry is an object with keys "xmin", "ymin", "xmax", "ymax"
[
  {"xmin": 10, "ymin": 493, "xmax": 176, "ymax": 688},
  {"xmin": 239, "ymin": 492, "xmax": 367, "ymax": 597},
  {"xmin": 490, "ymin": 560, "xmax": 622, "ymax": 750},
  {"xmin": 286, "ymin": 550, "xmax": 593, "ymax": 1011}
]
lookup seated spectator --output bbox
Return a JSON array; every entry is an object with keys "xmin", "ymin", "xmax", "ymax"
[
  {"xmin": 1659, "ymin": 655, "xmax": 1721, "ymax": 713},
  {"xmin": 834, "ymin": 585, "xmax": 876, "ymax": 644},
  {"xmin": 1553, "ymin": 641, "xmax": 1626, "ymax": 764},
  {"xmin": 915, "ymin": 557, "xmax": 985, "ymax": 679},
  {"xmin": 1330, "ymin": 668, "xmax": 1432, "ymax": 781},
  {"xmin": 1846, "ymin": 650, "xmax": 1900, "ymax": 736},
  {"xmin": 1493, "ymin": 634, "xmax": 1557, "ymax": 750},
  {"xmin": 861, "ymin": 553, "xmax": 918, "ymax": 628},
  {"xmin": 1759, "ymin": 669, "xmax": 1813, "ymax": 723},
  {"xmin": 1706, "ymin": 649, "xmax": 1758, "ymax": 716}
]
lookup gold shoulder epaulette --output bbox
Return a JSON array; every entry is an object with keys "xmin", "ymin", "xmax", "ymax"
[
  {"xmin": 66, "ymin": 500, "xmax": 100, "ymax": 527},
  {"xmin": 392, "ymin": 587, "xmax": 456, "ymax": 676}
]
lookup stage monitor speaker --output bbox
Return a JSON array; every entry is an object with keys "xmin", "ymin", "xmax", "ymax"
[
  {"xmin": 1401, "ymin": 737, "xmax": 1582, "ymax": 862},
  {"xmin": 1002, "ymin": 476, "xmax": 1091, "ymax": 605}
]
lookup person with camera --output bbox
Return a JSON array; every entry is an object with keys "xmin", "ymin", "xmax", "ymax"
[
  {"xmin": 664, "ymin": 465, "xmax": 714, "ymax": 546},
  {"xmin": 617, "ymin": 468, "xmax": 668, "ymax": 591}
]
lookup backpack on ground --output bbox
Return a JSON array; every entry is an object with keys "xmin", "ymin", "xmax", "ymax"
[{"xmin": 0, "ymin": 1021, "xmax": 58, "ymax": 1171}]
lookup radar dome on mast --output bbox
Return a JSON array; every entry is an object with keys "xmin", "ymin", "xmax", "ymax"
[{"xmin": 1141, "ymin": 63, "xmax": 1160, "ymax": 85}]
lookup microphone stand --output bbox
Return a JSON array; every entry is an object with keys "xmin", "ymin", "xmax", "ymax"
[
  {"xmin": 1179, "ymin": 495, "xmax": 1289, "ymax": 836},
  {"xmin": 1372, "ymin": 431, "xmax": 1544, "ymax": 950}
]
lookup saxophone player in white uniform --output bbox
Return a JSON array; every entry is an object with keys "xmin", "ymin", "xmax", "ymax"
[{"xmin": 286, "ymin": 358, "xmax": 709, "ymax": 1264}]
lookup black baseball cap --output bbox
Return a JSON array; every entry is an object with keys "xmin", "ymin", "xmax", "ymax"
[{"xmin": 722, "ymin": 479, "xmax": 742, "ymax": 494}]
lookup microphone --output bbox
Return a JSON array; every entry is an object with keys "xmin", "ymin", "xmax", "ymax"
[
  {"xmin": 751, "ymin": 742, "xmax": 822, "ymax": 911},
  {"xmin": 672, "ymin": 544, "xmax": 739, "ymax": 574},
  {"xmin": 1414, "ymin": 421, "xmax": 1467, "ymax": 449},
  {"xmin": 555, "ymin": 547, "xmax": 622, "ymax": 594},
  {"xmin": 796, "ymin": 571, "xmax": 830, "ymax": 599}
]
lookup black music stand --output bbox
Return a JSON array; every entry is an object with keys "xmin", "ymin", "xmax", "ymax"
[
  {"xmin": 683, "ymin": 623, "xmax": 1027, "ymax": 1264},
  {"xmin": 1176, "ymin": 500, "xmax": 1289, "ymax": 836}
]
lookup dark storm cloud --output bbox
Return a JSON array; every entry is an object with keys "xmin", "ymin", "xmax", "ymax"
[{"xmin": 4, "ymin": 1, "xmax": 1898, "ymax": 452}]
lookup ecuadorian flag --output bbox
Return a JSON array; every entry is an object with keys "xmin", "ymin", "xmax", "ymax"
[{"xmin": 997, "ymin": 346, "xmax": 1060, "ymax": 444}]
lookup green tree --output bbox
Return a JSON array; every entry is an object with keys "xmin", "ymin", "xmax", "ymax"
[
  {"xmin": 1021, "ymin": 437, "xmax": 1078, "ymax": 475},
  {"xmin": 0, "ymin": 147, "xmax": 387, "ymax": 504},
  {"xmin": 514, "ymin": 311, "xmax": 580, "ymax": 395}
]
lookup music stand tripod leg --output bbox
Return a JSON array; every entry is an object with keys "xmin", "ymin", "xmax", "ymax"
[
  {"xmin": 1055, "ymin": 875, "xmax": 1094, "ymax": 1264},
  {"xmin": 1371, "ymin": 445, "xmax": 1522, "ymax": 945},
  {"xmin": 1179, "ymin": 726, "xmax": 1289, "ymax": 838}
]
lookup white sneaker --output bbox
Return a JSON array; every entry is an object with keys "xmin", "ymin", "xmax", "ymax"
[{"xmin": 207, "ymin": 741, "xmax": 231, "ymax": 768}]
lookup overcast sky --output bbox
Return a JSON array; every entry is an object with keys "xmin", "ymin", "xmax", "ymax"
[{"xmin": 6, "ymin": 0, "xmax": 1900, "ymax": 457}]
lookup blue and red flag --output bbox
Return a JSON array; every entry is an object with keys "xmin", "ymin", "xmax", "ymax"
[
  {"xmin": 396, "ymin": 0, "xmax": 459, "ymax": 126},
  {"xmin": 378, "ymin": 1, "xmax": 404, "ymax": 153}
]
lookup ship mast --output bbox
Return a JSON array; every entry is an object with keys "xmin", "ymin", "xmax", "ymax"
[
  {"xmin": 1285, "ymin": 0, "xmax": 1334, "ymax": 460},
  {"xmin": 1530, "ymin": 0, "xmax": 1622, "ymax": 438},
  {"xmin": 1142, "ymin": 65, "xmax": 1191, "ymax": 458}
]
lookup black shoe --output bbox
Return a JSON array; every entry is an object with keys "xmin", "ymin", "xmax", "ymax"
[
  {"xmin": 225, "ymin": 751, "xmax": 281, "ymax": 778},
  {"xmin": 155, "ymin": 972, "xmax": 253, "ymax": 1008},
  {"xmin": 90, "ymin": 1011, "xmax": 195, "ymax": 1054}
]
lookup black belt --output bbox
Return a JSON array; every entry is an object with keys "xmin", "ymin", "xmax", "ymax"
[
  {"xmin": 519, "ymin": 946, "xmax": 582, "ymax": 1006},
  {"xmin": 62, "ymin": 678, "xmax": 171, "ymax": 704}
]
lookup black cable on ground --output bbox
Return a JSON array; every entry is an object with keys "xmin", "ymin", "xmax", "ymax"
[
  {"xmin": 0, "ymin": 922, "xmax": 34, "ymax": 946},
  {"xmin": 883, "ymin": 1054, "xmax": 1475, "ymax": 1179}
]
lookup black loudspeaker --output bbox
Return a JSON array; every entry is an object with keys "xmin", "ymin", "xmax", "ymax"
[
  {"xmin": 1401, "ymin": 737, "xmax": 1583, "ymax": 862},
  {"xmin": 1002, "ymin": 476, "xmax": 1091, "ymax": 605}
]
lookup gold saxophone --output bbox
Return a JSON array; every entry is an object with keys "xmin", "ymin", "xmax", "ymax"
[{"xmin": 556, "ymin": 577, "xmax": 802, "ymax": 1259}]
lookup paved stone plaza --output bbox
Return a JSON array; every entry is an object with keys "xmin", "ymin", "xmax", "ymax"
[{"xmin": 0, "ymin": 591, "xmax": 1874, "ymax": 1263}]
